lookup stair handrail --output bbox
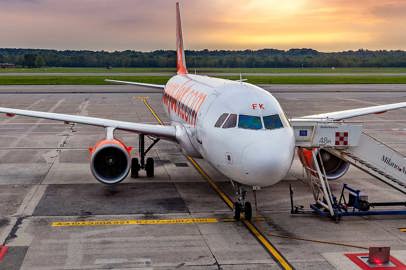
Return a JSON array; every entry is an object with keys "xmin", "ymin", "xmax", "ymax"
[{"xmin": 361, "ymin": 131, "xmax": 406, "ymax": 158}]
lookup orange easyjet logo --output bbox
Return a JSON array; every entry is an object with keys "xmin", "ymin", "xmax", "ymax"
[{"xmin": 163, "ymin": 83, "xmax": 207, "ymax": 126}]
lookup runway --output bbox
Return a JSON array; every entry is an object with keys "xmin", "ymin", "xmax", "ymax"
[{"xmin": 0, "ymin": 85, "xmax": 405, "ymax": 269}]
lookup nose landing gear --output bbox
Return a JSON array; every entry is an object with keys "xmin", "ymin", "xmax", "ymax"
[{"xmin": 233, "ymin": 184, "xmax": 252, "ymax": 221}]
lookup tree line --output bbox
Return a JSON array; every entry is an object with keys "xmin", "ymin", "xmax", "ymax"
[{"xmin": 1, "ymin": 48, "xmax": 406, "ymax": 68}]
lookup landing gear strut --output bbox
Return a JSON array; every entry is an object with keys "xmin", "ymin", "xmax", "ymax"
[
  {"xmin": 233, "ymin": 184, "xmax": 252, "ymax": 221},
  {"xmin": 131, "ymin": 134, "xmax": 159, "ymax": 178}
]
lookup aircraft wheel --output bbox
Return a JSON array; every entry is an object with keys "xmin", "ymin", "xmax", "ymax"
[
  {"xmin": 131, "ymin": 158, "xmax": 140, "ymax": 178},
  {"xmin": 244, "ymin": 202, "xmax": 252, "ymax": 221},
  {"xmin": 234, "ymin": 202, "xmax": 242, "ymax": 221},
  {"xmin": 145, "ymin": 157, "xmax": 155, "ymax": 178}
]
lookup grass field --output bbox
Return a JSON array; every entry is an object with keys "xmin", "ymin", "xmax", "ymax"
[
  {"xmin": 1, "ymin": 75, "xmax": 406, "ymax": 85},
  {"xmin": 0, "ymin": 76, "xmax": 169, "ymax": 85},
  {"xmin": 186, "ymin": 67, "xmax": 406, "ymax": 74},
  {"xmin": 0, "ymin": 67, "xmax": 175, "ymax": 73},
  {"xmin": 2, "ymin": 67, "xmax": 406, "ymax": 73}
]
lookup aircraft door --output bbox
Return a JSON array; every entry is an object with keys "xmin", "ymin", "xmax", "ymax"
[{"xmin": 196, "ymin": 94, "xmax": 216, "ymax": 146}]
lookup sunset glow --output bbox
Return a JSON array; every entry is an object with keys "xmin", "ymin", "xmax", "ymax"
[{"xmin": 0, "ymin": 0, "xmax": 405, "ymax": 51}]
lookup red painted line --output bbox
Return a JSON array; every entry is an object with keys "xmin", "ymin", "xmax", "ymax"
[
  {"xmin": 0, "ymin": 245, "xmax": 9, "ymax": 261},
  {"xmin": 345, "ymin": 253, "xmax": 406, "ymax": 270}
]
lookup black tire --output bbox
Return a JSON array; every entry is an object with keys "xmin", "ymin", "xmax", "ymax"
[
  {"xmin": 145, "ymin": 157, "xmax": 155, "ymax": 177},
  {"xmin": 244, "ymin": 202, "xmax": 252, "ymax": 221},
  {"xmin": 234, "ymin": 202, "xmax": 242, "ymax": 221},
  {"xmin": 359, "ymin": 201, "xmax": 370, "ymax": 211},
  {"xmin": 131, "ymin": 158, "xmax": 140, "ymax": 178}
]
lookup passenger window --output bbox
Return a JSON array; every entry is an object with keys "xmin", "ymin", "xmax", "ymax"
[
  {"xmin": 214, "ymin": 113, "xmax": 229, "ymax": 128},
  {"xmin": 263, "ymin": 114, "xmax": 284, "ymax": 130},
  {"xmin": 222, "ymin": 114, "xmax": 237, "ymax": 128},
  {"xmin": 238, "ymin": 115, "xmax": 262, "ymax": 130}
]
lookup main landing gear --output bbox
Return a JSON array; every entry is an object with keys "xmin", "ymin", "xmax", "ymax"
[
  {"xmin": 233, "ymin": 184, "xmax": 252, "ymax": 221},
  {"xmin": 131, "ymin": 134, "xmax": 160, "ymax": 178}
]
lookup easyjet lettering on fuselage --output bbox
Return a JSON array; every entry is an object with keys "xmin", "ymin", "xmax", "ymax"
[{"xmin": 163, "ymin": 78, "xmax": 209, "ymax": 127}]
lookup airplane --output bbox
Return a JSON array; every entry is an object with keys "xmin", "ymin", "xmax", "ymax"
[{"xmin": 0, "ymin": 3, "xmax": 405, "ymax": 220}]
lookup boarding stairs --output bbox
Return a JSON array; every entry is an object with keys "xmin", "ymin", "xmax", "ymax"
[
  {"xmin": 328, "ymin": 132, "xmax": 406, "ymax": 195},
  {"xmin": 292, "ymin": 120, "xmax": 406, "ymax": 218},
  {"xmin": 293, "ymin": 121, "xmax": 406, "ymax": 194}
]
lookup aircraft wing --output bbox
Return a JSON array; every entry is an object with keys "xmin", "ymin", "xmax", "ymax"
[
  {"xmin": 105, "ymin": 79, "xmax": 165, "ymax": 89},
  {"xmin": 0, "ymin": 107, "xmax": 176, "ymax": 140},
  {"xmin": 292, "ymin": 102, "xmax": 406, "ymax": 121}
]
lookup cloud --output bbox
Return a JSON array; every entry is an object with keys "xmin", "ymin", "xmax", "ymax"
[{"xmin": 0, "ymin": 0, "xmax": 405, "ymax": 51}]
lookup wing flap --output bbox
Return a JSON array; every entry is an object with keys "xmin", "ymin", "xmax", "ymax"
[{"xmin": 0, "ymin": 107, "xmax": 176, "ymax": 140}]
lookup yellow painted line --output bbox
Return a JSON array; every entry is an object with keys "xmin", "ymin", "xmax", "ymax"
[
  {"xmin": 141, "ymin": 97, "xmax": 232, "ymax": 208},
  {"xmin": 190, "ymin": 154, "xmax": 294, "ymax": 270},
  {"xmin": 187, "ymin": 156, "xmax": 234, "ymax": 209},
  {"xmin": 52, "ymin": 218, "xmax": 218, "ymax": 227},
  {"xmin": 52, "ymin": 217, "xmax": 266, "ymax": 227},
  {"xmin": 142, "ymin": 98, "xmax": 164, "ymax": 125},
  {"xmin": 223, "ymin": 217, "xmax": 265, "ymax": 222},
  {"xmin": 136, "ymin": 96, "xmax": 150, "ymax": 100},
  {"xmin": 400, "ymin": 228, "xmax": 406, "ymax": 232},
  {"xmin": 244, "ymin": 220, "xmax": 293, "ymax": 270},
  {"xmin": 142, "ymin": 98, "xmax": 294, "ymax": 270}
]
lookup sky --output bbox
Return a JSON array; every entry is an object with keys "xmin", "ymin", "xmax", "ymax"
[{"xmin": 0, "ymin": 0, "xmax": 405, "ymax": 52}]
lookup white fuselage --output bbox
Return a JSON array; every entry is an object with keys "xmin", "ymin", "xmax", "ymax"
[{"xmin": 163, "ymin": 74, "xmax": 295, "ymax": 187}]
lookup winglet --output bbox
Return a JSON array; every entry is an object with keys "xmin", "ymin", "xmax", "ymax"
[{"xmin": 176, "ymin": 2, "xmax": 188, "ymax": 75}]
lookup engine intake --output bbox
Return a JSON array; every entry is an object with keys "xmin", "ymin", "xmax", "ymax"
[
  {"xmin": 90, "ymin": 139, "xmax": 131, "ymax": 185},
  {"xmin": 297, "ymin": 148, "xmax": 350, "ymax": 181}
]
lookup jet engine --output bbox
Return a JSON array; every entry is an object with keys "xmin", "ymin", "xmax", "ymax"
[
  {"xmin": 89, "ymin": 139, "xmax": 132, "ymax": 185},
  {"xmin": 297, "ymin": 148, "xmax": 350, "ymax": 180}
]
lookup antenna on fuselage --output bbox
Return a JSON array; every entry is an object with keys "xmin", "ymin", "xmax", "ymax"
[{"xmin": 236, "ymin": 73, "xmax": 248, "ymax": 83}]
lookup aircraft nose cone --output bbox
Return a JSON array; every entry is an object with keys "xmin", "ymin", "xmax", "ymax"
[{"xmin": 242, "ymin": 130, "xmax": 295, "ymax": 186}]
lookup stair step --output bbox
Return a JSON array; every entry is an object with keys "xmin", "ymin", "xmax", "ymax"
[{"xmin": 325, "ymin": 133, "xmax": 406, "ymax": 194}]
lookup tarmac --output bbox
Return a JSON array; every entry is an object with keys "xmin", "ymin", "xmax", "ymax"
[
  {"xmin": 0, "ymin": 84, "xmax": 405, "ymax": 270},
  {"xmin": 0, "ymin": 84, "xmax": 406, "ymax": 94}
]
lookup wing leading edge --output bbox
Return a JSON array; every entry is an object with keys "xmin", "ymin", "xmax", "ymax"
[
  {"xmin": 293, "ymin": 102, "xmax": 406, "ymax": 121},
  {"xmin": 105, "ymin": 79, "xmax": 165, "ymax": 89},
  {"xmin": 0, "ymin": 107, "xmax": 176, "ymax": 140}
]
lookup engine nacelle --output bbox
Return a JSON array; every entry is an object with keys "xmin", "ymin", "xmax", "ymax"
[
  {"xmin": 89, "ymin": 139, "xmax": 131, "ymax": 185},
  {"xmin": 297, "ymin": 148, "xmax": 350, "ymax": 180}
]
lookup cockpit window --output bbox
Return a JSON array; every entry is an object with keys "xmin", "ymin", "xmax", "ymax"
[
  {"xmin": 263, "ymin": 114, "xmax": 284, "ymax": 130},
  {"xmin": 222, "ymin": 114, "xmax": 237, "ymax": 128},
  {"xmin": 214, "ymin": 113, "xmax": 229, "ymax": 127},
  {"xmin": 238, "ymin": 115, "xmax": 262, "ymax": 130}
]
